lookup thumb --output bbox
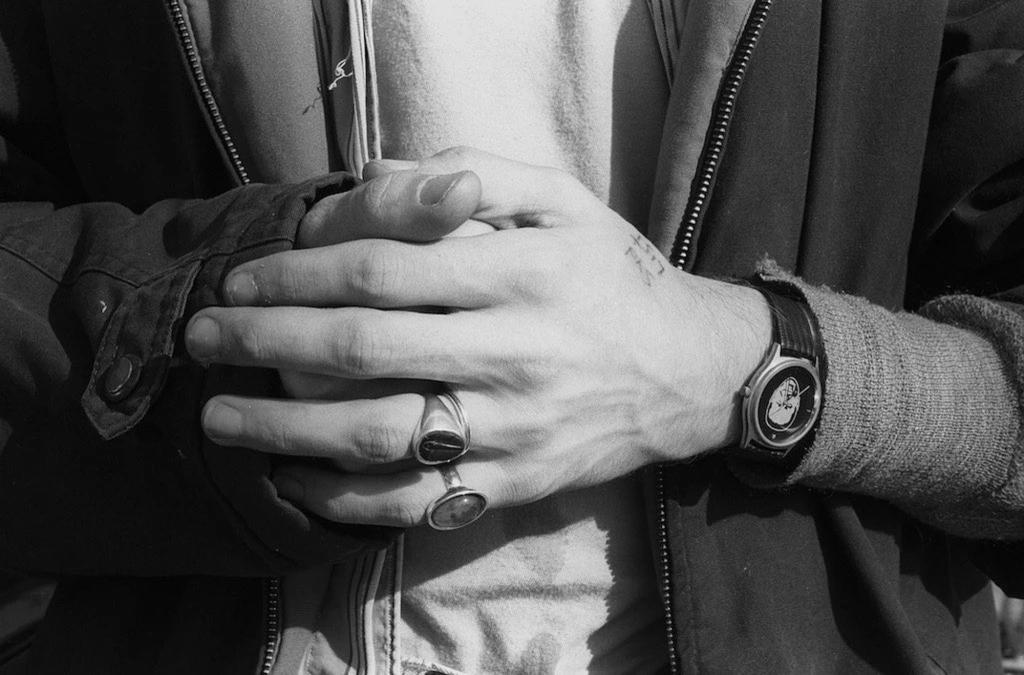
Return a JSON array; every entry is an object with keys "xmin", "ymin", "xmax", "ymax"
[
  {"xmin": 366, "ymin": 147, "xmax": 599, "ymax": 229},
  {"xmin": 297, "ymin": 169, "xmax": 481, "ymax": 248}
]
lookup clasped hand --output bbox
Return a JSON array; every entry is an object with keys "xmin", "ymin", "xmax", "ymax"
[{"xmin": 185, "ymin": 147, "xmax": 770, "ymax": 527}]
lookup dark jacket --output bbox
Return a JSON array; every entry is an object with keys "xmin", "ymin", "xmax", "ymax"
[{"xmin": 0, "ymin": 0, "xmax": 1022, "ymax": 672}]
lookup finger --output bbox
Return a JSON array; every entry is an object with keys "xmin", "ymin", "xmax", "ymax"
[
  {"xmin": 185, "ymin": 306, "xmax": 490, "ymax": 382},
  {"xmin": 223, "ymin": 237, "xmax": 499, "ymax": 308},
  {"xmin": 279, "ymin": 371, "xmax": 429, "ymax": 400},
  {"xmin": 365, "ymin": 146, "xmax": 600, "ymax": 228},
  {"xmin": 297, "ymin": 169, "xmax": 482, "ymax": 248},
  {"xmin": 206, "ymin": 387, "xmax": 507, "ymax": 471},
  {"xmin": 202, "ymin": 392, "xmax": 426, "ymax": 471},
  {"xmin": 273, "ymin": 458, "xmax": 503, "ymax": 528},
  {"xmin": 221, "ymin": 230, "xmax": 533, "ymax": 308},
  {"xmin": 362, "ymin": 162, "xmax": 515, "ymax": 224}
]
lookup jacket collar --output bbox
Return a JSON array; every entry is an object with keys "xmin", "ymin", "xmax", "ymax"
[
  {"xmin": 646, "ymin": 0, "xmax": 758, "ymax": 254},
  {"xmin": 173, "ymin": 0, "xmax": 330, "ymax": 183}
]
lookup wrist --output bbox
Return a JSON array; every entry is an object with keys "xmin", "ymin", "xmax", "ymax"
[{"xmin": 697, "ymin": 280, "xmax": 774, "ymax": 451}]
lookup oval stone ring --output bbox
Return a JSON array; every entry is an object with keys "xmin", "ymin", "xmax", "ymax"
[
  {"xmin": 425, "ymin": 464, "xmax": 488, "ymax": 530},
  {"xmin": 412, "ymin": 389, "xmax": 470, "ymax": 465}
]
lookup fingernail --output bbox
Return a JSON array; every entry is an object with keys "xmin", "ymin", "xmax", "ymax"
[
  {"xmin": 203, "ymin": 399, "xmax": 243, "ymax": 442},
  {"xmin": 419, "ymin": 172, "xmax": 465, "ymax": 206},
  {"xmin": 224, "ymin": 271, "xmax": 258, "ymax": 305},
  {"xmin": 186, "ymin": 316, "xmax": 220, "ymax": 360},
  {"xmin": 273, "ymin": 474, "xmax": 305, "ymax": 501}
]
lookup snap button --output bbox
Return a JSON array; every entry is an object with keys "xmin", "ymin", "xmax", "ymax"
[{"xmin": 101, "ymin": 354, "xmax": 142, "ymax": 403}]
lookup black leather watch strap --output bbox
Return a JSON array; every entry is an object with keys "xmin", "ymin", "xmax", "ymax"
[
  {"xmin": 732, "ymin": 279, "xmax": 826, "ymax": 465},
  {"xmin": 761, "ymin": 288, "xmax": 821, "ymax": 363}
]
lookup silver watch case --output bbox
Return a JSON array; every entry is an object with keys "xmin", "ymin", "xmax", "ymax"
[{"xmin": 739, "ymin": 344, "xmax": 822, "ymax": 454}]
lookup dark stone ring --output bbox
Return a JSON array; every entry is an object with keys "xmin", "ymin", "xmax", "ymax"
[{"xmin": 412, "ymin": 389, "xmax": 470, "ymax": 465}]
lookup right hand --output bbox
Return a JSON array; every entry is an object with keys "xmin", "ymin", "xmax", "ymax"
[{"xmin": 187, "ymin": 147, "xmax": 771, "ymax": 523}]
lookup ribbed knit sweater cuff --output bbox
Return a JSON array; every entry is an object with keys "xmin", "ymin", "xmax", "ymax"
[{"xmin": 731, "ymin": 263, "xmax": 1024, "ymax": 539}]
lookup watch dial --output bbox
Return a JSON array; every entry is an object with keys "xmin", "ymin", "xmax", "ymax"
[{"xmin": 758, "ymin": 365, "xmax": 818, "ymax": 443}]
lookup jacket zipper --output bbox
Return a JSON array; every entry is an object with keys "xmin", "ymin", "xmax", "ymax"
[
  {"xmin": 165, "ymin": 2, "xmax": 276, "ymax": 670},
  {"xmin": 166, "ymin": 0, "xmax": 251, "ymax": 185},
  {"xmin": 259, "ymin": 577, "xmax": 282, "ymax": 675},
  {"xmin": 668, "ymin": 0, "xmax": 772, "ymax": 271},
  {"xmin": 658, "ymin": 3, "xmax": 774, "ymax": 673},
  {"xmin": 654, "ymin": 466, "xmax": 681, "ymax": 674}
]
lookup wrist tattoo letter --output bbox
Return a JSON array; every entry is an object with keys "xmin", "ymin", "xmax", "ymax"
[{"xmin": 625, "ymin": 234, "xmax": 666, "ymax": 286}]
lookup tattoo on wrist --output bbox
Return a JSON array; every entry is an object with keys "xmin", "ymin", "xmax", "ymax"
[{"xmin": 625, "ymin": 234, "xmax": 666, "ymax": 286}]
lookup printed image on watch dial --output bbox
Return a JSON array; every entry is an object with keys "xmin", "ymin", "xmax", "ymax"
[{"xmin": 757, "ymin": 364, "xmax": 819, "ymax": 443}]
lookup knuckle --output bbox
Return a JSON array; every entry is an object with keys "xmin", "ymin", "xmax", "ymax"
[
  {"xmin": 352, "ymin": 418, "xmax": 403, "ymax": 464},
  {"xmin": 497, "ymin": 352, "xmax": 545, "ymax": 390},
  {"xmin": 333, "ymin": 317, "xmax": 382, "ymax": 377},
  {"xmin": 349, "ymin": 243, "xmax": 397, "ymax": 303},
  {"xmin": 486, "ymin": 334, "xmax": 563, "ymax": 391},
  {"xmin": 488, "ymin": 351, "xmax": 533, "ymax": 389},
  {"xmin": 356, "ymin": 172, "xmax": 398, "ymax": 221},
  {"xmin": 296, "ymin": 194, "xmax": 339, "ymax": 247},
  {"xmin": 380, "ymin": 498, "xmax": 421, "ymax": 527},
  {"xmin": 272, "ymin": 262, "xmax": 310, "ymax": 305},
  {"xmin": 505, "ymin": 411, "xmax": 552, "ymax": 451},
  {"xmin": 322, "ymin": 495, "xmax": 351, "ymax": 523},
  {"xmin": 234, "ymin": 321, "xmax": 264, "ymax": 360},
  {"xmin": 508, "ymin": 233, "xmax": 563, "ymax": 298},
  {"xmin": 251, "ymin": 411, "xmax": 298, "ymax": 454},
  {"xmin": 501, "ymin": 474, "xmax": 533, "ymax": 506}
]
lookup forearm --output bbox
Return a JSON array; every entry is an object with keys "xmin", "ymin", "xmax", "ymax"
[{"xmin": 733, "ymin": 265, "xmax": 1024, "ymax": 539}]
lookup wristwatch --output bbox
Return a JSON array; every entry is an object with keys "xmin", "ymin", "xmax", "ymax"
[{"xmin": 736, "ymin": 282, "xmax": 825, "ymax": 464}]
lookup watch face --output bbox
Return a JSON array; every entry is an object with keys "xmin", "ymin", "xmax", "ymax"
[{"xmin": 755, "ymin": 362, "xmax": 820, "ymax": 447}]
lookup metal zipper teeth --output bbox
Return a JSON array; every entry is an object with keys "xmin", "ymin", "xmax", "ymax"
[
  {"xmin": 655, "ymin": 466, "xmax": 681, "ymax": 674},
  {"xmin": 165, "ymin": 4, "xmax": 272, "ymax": 669},
  {"xmin": 668, "ymin": 0, "xmax": 772, "ymax": 271},
  {"xmin": 658, "ymin": 5, "xmax": 774, "ymax": 672},
  {"xmin": 259, "ymin": 577, "xmax": 282, "ymax": 675},
  {"xmin": 166, "ymin": 0, "xmax": 250, "ymax": 185}
]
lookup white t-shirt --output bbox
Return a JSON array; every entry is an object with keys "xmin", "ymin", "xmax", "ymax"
[{"xmin": 370, "ymin": 2, "xmax": 672, "ymax": 672}]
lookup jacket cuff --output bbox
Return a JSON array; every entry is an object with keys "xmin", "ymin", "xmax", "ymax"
[
  {"xmin": 81, "ymin": 175, "xmax": 352, "ymax": 440},
  {"xmin": 731, "ymin": 263, "xmax": 1024, "ymax": 538}
]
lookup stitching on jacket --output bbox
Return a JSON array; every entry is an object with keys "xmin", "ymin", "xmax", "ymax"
[
  {"xmin": 0, "ymin": 237, "xmax": 151, "ymax": 288},
  {"xmin": 0, "ymin": 241, "xmax": 65, "ymax": 284},
  {"xmin": 83, "ymin": 260, "xmax": 202, "ymax": 439},
  {"xmin": 2, "ymin": 227, "xmax": 160, "ymax": 282}
]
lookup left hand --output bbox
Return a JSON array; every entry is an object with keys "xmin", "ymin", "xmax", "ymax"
[{"xmin": 186, "ymin": 147, "xmax": 771, "ymax": 527}]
